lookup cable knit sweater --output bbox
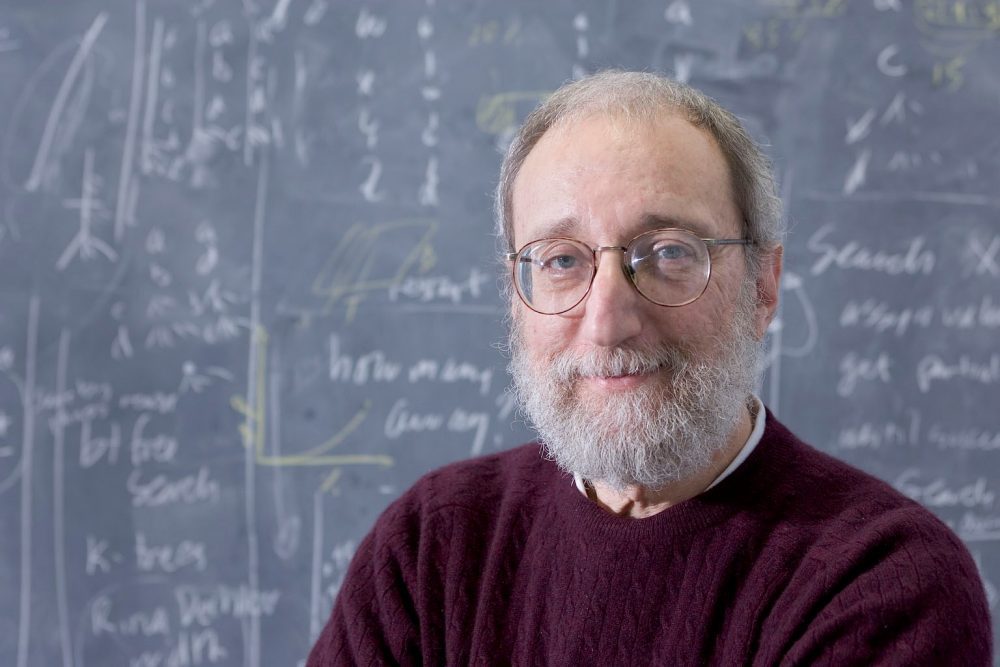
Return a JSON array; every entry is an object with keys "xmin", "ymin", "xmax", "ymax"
[{"xmin": 308, "ymin": 412, "xmax": 992, "ymax": 666}]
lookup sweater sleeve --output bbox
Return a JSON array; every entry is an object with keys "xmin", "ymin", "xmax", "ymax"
[
  {"xmin": 774, "ymin": 508, "xmax": 993, "ymax": 667},
  {"xmin": 306, "ymin": 499, "xmax": 425, "ymax": 667}
]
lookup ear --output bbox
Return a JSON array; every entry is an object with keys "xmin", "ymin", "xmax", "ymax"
[{"xmin": 753, "ymin": 245, "xmax": 783, "ymax": 340}]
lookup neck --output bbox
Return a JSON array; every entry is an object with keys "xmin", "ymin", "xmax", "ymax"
[{"xmin": 588, "ymin": 402, "xmax": 755, "ymax": 519}]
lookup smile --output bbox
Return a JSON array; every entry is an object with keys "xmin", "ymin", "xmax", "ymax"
[{"xmin": 580, "ymin": 370, "xmax": 656, "ymax": 390}]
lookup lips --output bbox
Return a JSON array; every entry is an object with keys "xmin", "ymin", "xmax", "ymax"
[
  {"xmin": 546, "ymin": 343, "xmax": 687, "ymax": 385},
  {"xmin": 587, "ymin": 370, "xmax": 647, "ymax": 379},
  {"xmin": 579, "ymin": 369, "xmax": 657, "ymax": 390}
]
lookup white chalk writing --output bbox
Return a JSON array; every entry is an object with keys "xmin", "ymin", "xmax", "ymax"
[
  {"xmin": 808, "ymin": 225, "xmax": 935, "ymax": 276},
  {"xmin": 127, "ymin": 466, "xmax": 221, "ymax": 507},
  {"xmin": 916, "ymin": 354, "xmax": 1000, "ymax": 393},
  {"xmin": 895, "ymin": 469, "xmax": 995, "ymax": 510}
]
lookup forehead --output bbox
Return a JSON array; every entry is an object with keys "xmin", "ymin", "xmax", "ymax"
[{"xmin": 510, "ymin": 112, "xmax": 741, "ymax": 246}]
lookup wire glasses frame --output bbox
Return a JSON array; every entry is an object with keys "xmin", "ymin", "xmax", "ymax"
[{"xmin": 505, "ymin": 228, "xmax": 754, "ymax": 315}]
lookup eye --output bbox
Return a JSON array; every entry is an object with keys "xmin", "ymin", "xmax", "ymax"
[
  {"xmin": 531, "ymin": 241, "xmax": 590, "ymax": 274},
  {"xmin": 631, "ymin": 235, "xmax": 701, "ymax": 277},
  {"xmin": 653, "ymin": 243, "xmax": 692, "ymax": 261},
  {"xmin": 545, "ymin": 254, "xmax": 578, "ymax": 270}
]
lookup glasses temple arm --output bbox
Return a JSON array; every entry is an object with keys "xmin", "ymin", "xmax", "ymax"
[{"xmin": 702, "ymin": 238, "xmax": 755, "ymax": 247}]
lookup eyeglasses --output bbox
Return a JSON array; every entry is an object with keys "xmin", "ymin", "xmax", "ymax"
[{"xmin": 505, "ymin": 228, "xmax": 754, "ymax": 315}]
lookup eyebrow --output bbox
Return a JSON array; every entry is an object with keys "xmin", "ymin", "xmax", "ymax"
[
  {"xmin": 531, "ymin": 213, "xmax": 721, "ymax": 243},
  {"xmin": 637, "ymin": 214, "xmax": 717, "ymax": 239},
  {"xmin": 534, "ymin": 217, "xmax": 580, "ymax": 239}
]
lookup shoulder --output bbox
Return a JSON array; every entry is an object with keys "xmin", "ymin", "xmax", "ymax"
[
  {"xmin": 740, "ymin": 412, "xmax": 983, "ymax": 592},
  {"xmin": 749, "ymin": 413, "xmax": 947, "ymax": 527},
  {"xmin": 756, "ymin": 414, "xmax": 988, "ymax": 609},
  {"xmin": 748, "ymin": 415, "xmax": 992, "ymax": 661}
]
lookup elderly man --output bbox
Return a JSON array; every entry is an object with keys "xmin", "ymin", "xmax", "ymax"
[{"xmin": 308, "ymin": 71, "xmax": 992, "ymax": 665}]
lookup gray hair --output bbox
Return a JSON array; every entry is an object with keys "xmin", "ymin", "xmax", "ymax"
[{"xmin": 494, "ymin": 70, "xmax": 783, "ymax": 282}]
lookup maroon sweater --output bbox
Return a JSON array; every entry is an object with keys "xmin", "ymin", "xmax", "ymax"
[{"xmin": 308, "ymin": 413, "xmax": 992, "ymax": 665}]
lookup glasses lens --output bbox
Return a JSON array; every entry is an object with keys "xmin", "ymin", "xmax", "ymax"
[
  {"xmin": 515, "ymin": 239, "xmax": 594, "ymax": 314},
  {"xmin": 628, "ymin": 229, "xmax": 710, "ymax": 306}
]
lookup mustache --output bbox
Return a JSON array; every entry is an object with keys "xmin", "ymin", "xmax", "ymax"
[{"xmin": 547, "ymin": 343, "xmax": 692, "ymax": 382}]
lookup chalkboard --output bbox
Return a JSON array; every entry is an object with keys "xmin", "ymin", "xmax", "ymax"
[{"xmin": 1, "ymin": 1, "xmax": 998, "ymax": 665}]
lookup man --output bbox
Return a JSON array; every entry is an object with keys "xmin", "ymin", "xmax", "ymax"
[{"xmin": 308, "ymin": 71, "xmax": 992, "ymax": 665}]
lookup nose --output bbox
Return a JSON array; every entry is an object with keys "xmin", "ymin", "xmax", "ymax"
[{"xmin": 576, "ymin": 247, "xmax": 644, "ymax": 347}]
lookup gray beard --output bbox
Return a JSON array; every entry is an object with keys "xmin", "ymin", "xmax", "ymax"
[{"xmin": 508, "ymin": 288, "xmax": 762, "ymax": 492}]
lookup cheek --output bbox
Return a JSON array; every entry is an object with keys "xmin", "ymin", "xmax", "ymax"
[
  {"xmin": 704, "ymin": 263, "xmax": 748, "ymax": 316},
  {"xmin": 647, "ymin": 278, "xmax": 739, "ymax": 344},
  {"xmin": 516, "ymin": 307, "xmax": 573, "ymax": 360},
  {"xmin": 701, "ymin": 283, "xmax": 736, "ymax": 324}
]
